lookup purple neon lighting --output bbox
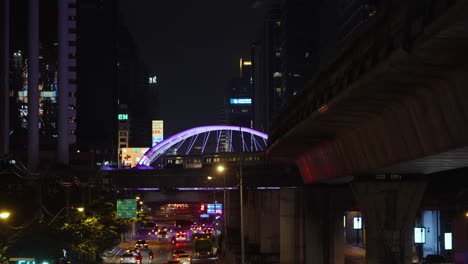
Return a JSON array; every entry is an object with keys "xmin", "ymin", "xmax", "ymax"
[
  {"xmin": 185, "ymin": 133, "xmax": 199, "ymax": 155},
  {"xmin": 215, "ymin": 131, "xmax": 221, "ymax": 153},
  {"xmin": 139, "ymin": 125, "xmax": 268, "ymax": 166},
  {"xmin": 229, "ymin": 131, "xmax": 233, "ymax": 152},
  {"xmin": 201, "ymin": 131, "xmax": 210, "ymax": 154},
  {"xmin": 123, "ymin": 187, "xmax": 294, "ymax": 191}
]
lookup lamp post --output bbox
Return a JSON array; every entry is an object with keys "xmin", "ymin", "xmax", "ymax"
[
  {"xmin": 216, "ymin": 165, "xmax": 227, "ymax": 247},
  {"xmin": 239, "ymin": 153, "xmax": 245, "ymax": 264}
]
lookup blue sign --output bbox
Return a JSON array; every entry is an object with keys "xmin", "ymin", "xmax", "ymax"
[
  {"xmin": 207, "ymin": 204, "xmax": 223, "ymax": 215},
  {"xmin": 230, "ymin": 98, "xmax": 251, "ymax": 104}
]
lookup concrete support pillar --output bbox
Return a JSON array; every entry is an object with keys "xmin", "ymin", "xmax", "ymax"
[
  {"xmin": 453, "ymin": 212, "xmax": 468, "ymax": 264},
  {"xmin": 27, "ymin": 0, "xmax": 39, "ymax": 171},
  {"xmin": 0, "ymin": 0, "xmax": 9, "ymax": 155},
  {"xmin": 352, "ymin": 181, "xmax": 426, "ymax": 264},
  {"xmin": 303, "ymin": 185, "xmax": 347, "ymax": 264},
  {"xmin": 280, "ymin": 188, "xmax": 305, "ymax": 264},
  {"xmin": 260, "ymin": 190, "xmax": 280, "ymax": 255},
  {"xmin": 247, "ymin": 190, "xmax": 260, "ymax": 247}
]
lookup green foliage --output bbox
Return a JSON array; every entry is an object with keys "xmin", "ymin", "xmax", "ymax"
[
  {"xmin": 0, "ymin": 246, "xmax": 10, "ymax": 264},
  {"xmin": 58, "ymin": 201, "xmax": 122, "ymax": 261}
]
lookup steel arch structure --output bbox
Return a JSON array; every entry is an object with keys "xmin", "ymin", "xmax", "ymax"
[{"xmin": 138, "ymin": 125, "xmax": 268, "ymax": 166}]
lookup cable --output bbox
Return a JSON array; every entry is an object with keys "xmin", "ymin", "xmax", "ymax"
[
  {"xmin": 4, "ymin": 210, "xmax": 40, "ymax": 230},
  {"xmin": 10, "ymin": 167, "xmax": 40, "ymax": 180}
]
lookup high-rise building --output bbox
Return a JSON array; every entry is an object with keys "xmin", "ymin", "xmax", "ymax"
[
  {"xmin": 252, "ymin": 0, "xmax": 377, "ymax": 133},
  {"xmin": 225, "ymin": 58, "xmax": 254, "ymax": 129},
  {"xmin": 76, "ymin": 0, "xmax": 119, "ymax": 164},
  {"xmin": 6, "ymin": 0, "xmax": 76, "ymax": 160},
  {"xmin": 78, "ymin": 0, "xmax": 159, "ymax": 166}
]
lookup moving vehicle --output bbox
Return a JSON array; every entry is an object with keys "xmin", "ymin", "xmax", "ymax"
[
  {"xmin": 135, "ymin": 239, "xmax": 148, "ymax": 249},
  {"xmin": 172, "ymin": 249, "xmax": 186, "ymax": 259},
  {"xmin": 120, "ymin": 253, "xmax": 140, "ymax": 264},
  {"xmin": 176, "ymin": 254, "xmax": 192, "ymax": 264},
  {"xmin": 193, "ymin": 237, "xmax": 214, "ymax": 258},
  {"xmin": 158, "ymin": 231, "xmax": 169, "ymax": 240}
]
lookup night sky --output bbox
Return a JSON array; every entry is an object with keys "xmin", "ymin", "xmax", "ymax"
[{"xmin": 119, "ymin": 1, "xmax": 264, "ymax": 137}]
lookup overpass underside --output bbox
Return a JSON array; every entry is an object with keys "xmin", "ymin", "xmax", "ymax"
[{"xmin": 268, "ymin": 1, "xmax": 468, "ymax": 182}]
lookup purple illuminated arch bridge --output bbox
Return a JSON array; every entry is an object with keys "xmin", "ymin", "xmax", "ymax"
[{"xmin": 138, "ymin": 125, "xmax": 268, "ymax": 166}]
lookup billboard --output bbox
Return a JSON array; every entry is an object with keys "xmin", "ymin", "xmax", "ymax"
[
  {"xmin": 207, "ymin": 203, "xmax": 223, "ymax": 215},
  {"xmin": 230, "ymin": 98, "xmax": 251, "ymax": 104},
  {"xmin": 121, "ymin": 147, "xmax": 149, "ymax": 167},
  {"xmin": 152, "ymin": 120, "xmax": 164, "ymax": 146}
]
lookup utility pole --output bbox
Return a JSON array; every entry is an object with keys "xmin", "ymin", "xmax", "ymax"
[{"xmin": 239, "ymin": 126, "xmax": 245, "ymax": 264}]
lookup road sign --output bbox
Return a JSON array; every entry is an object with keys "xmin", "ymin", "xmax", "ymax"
[{"xmin": 117, "ymin": 199, "xmax": 137, "ymax": 218}]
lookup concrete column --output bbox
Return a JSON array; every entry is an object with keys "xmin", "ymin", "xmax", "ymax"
[
  {"xmin": 453, "ymin": 212, "xmax": 468, "ymax": 264},
  {"xmin": 0, "ymin": 0, "xmax": 9, "ymax": 155},
  {"xmin": 280, "ymin": 188, "xmax": 305, "ymax": 264},
  {"xmin": 260, "ymin": 190, "xmax": 280, "ymax": 255},
  {"xmin": 303, "ymin": 185, "xmax": 347, "ymax": 264},
  {"xmin": 27, "ymin": 0, "xmax": 39, "ymax": 171},
  {"xmin": 352, "ymin": 181, "xmax": 426, "ymax": 264},
  {"xmin": 57, "ymin": 0, "xmax": 69, "ymax": 164},
  {"xmin": 247, "ymin": 189, "xmax": 260, "ymax": 246}
]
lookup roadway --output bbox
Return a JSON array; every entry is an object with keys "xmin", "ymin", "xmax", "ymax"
[{"xmin": 102, "ymin": 235, "xmax": 219, "ymax": 264}]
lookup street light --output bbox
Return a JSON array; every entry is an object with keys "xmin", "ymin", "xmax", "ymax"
[
  {"xmin": 76, "ymin": 207, "xmax": 84, "ymax": 213},
  {"xmin": 216, "ymin": 165, "xmax": 228, "ymax": 249},
  {"xmin": 0, "ymin": 212, "xmax": 10, "ymax": 219}
]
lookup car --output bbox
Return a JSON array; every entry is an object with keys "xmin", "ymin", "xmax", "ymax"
[
  {"xmin": 120, "ymin": 253, "xmax": 139, "ymax": 264},
  {"xmin": 135, "ymin": 239, "xmax": 148, "ymax": 249},
  {"xmin": 126, "ymin": 247, "xmax": 141, "ymax": 255},
  {"xmin": 158, "ymin": 231, "xmax": 169, "ymax": 240},
  {"xmin": 423, "ymin": 255, "xmax": 450, "ymax": 264},
  {"xmin": 172, "ymin": 249, "xmax": 186, "ymax": 259},
  {"xmin": 176, "ymin": 254, "xmax": 192, "ymax": 264}
]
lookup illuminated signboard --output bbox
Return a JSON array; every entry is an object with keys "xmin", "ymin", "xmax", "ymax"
[
  {"xmin": 353, "ymin": 217, "xmax": 362, "ymax": 230},
  {"xmin": 152, "ymin": 120, "xmax": 164, "ymax": 146},
  {"xmin": 414, "ymin": 227, "xmax": 426, "ymax": 244},
  {"xmin": 149, "ymin": 76, "xmax": 157, "ymax": 84},
  {"xmin": 118, "ymin": 114, "xmax": 128, "ymax": 120},
  {"xmin": 207, "ymin": 204, "xmax": 223, "ymax": 215},
  {"xmin": 121, "ymin": 147, "xmax": 149, "ymax": 167},
  {"xmin": 230, "ymin": 98, "xmax": 252, "ymax": 104},
  {"xmin": 9, "ymin": 258, "xmax": 49, "ymax": 264},
  {"xmin": 444, "ymin": 233, "xmax": 452, "ymax": 250}
]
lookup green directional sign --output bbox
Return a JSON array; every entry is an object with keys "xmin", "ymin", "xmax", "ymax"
[{"xmin": 117, "ymin": 199, "xmax": 137, "ymax": 218}]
